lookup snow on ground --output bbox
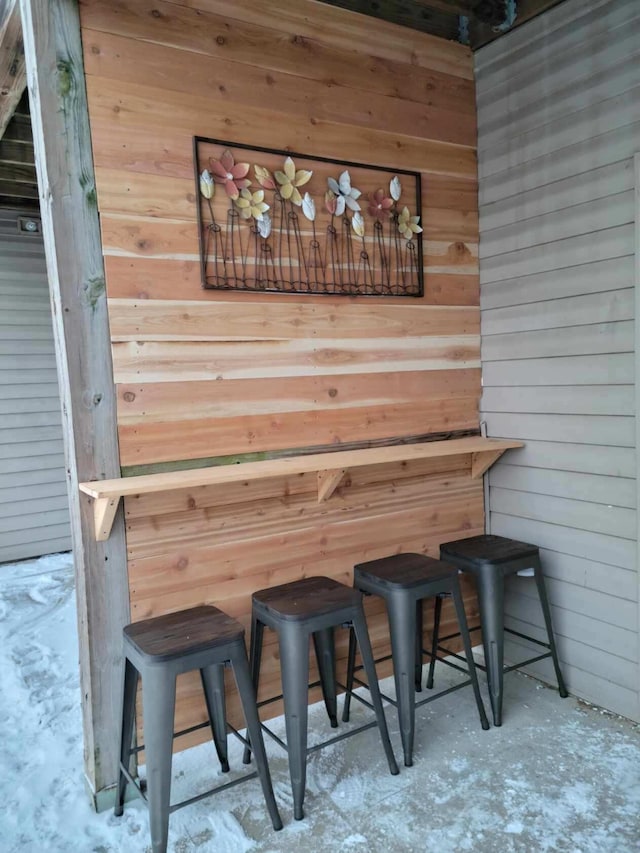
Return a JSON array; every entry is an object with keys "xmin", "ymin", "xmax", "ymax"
[{"xmin": 1, "ymin": 552, "xmax": 640, "ymax": 853}]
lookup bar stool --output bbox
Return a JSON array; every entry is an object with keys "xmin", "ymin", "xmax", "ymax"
[
  {"xmin": 438, "ymin": 534, "xmax": 568, "ymax": 726},
  {"xmin": 115, "ymin": 605, "xmax": 282, "ymax": 853},
  {"xmin": 342, "ymin": 553, "xmax": 489, "ymax": 767},
  {"xmin": 242, "ymin": 575, "xmax": 399, "ymax": 820}
]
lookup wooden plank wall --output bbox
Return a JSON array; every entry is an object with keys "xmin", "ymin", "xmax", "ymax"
[
  {"xmin": 476, "ymin": 0, "xmax": 639, "ymax": 721},
  {"xmin": 78, "ymin": 0, "xmax": 482, "ymax": 744}
]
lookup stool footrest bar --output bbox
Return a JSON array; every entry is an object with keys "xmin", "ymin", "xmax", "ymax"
[
  {"xmin": 168, "ymin": 772, "xmax": 259, "ymax": 814},
  {"xmin": 504, "ymin": 627, "xmax": 551, "ymax": 649}
]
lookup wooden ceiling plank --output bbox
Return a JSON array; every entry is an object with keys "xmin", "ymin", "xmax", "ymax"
[
  {"xmin": 0, "ymin": 136, "xmax": 33, "ymax": 164},
  {"xmin": 0, "ymin": 177, "xmax": 37, "ymax": 197},
  {"xmin": 0, "ymin": 0, "xmax": 27, "ymax": 141}
]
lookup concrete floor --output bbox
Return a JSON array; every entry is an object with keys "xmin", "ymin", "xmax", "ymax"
[{"xmin": 159, "ymin": 664, "xmax": 640, "ymax": 853}]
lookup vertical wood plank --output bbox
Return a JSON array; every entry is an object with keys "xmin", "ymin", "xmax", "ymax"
[{"xmin": 20, "ymin": 0, "xmax": 129, "ymax": 806}]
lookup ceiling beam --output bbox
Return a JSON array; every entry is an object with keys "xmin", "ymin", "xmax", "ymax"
[
  {"xmin": 411, "ymin": 0, "xmax": 475, "ymax": 15},
  {"xmin": 319, "ymin": 0, "xmax": 460, "ymax": 41},
  {"xmin": 469, "ymin": 0, "xmax": 567, "ymax": 48},
  {"xmin": 0, "ymin": 0, "xmax": 26, "ymax": 141}
]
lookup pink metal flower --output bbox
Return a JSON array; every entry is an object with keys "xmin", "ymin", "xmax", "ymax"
[
  {"xmin": 209, "ymin": 149, "xmax": 251, "ymax": 200},
  {"xmin": 368, "ymin": 188, "xmax": 393, "ymax": 221}
]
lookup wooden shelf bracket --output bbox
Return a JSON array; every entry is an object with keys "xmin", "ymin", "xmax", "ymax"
[
  {"xmin": 471, "ymin": 449, "xmax": 505, "ymax": 479},
  {"xmin": 317, "ymin": 468, "xmax": 348, "ymax": 503},
  {"xmin": 93, "ymin": 495, "xmax": 121, "ymax": 542}
]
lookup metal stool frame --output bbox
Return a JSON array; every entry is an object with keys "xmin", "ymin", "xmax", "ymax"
[
  {"xmin": 438, "ymin": 535, "xmax": 568, "ymax": 726},
  {"xmin": 343, "ymin": 554, "xmax": 489, "ymax": 767},
  {"xmin": 242, "ymin": 576, "xmax": 399, "ymax": 821},
  {"xmin": 115, "ymin": 606, "xmax": 282, "ymax": 853}
]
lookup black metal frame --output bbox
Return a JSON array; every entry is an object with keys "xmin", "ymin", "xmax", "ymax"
[{"xmin": 194, "ymin": 136, "xmax": 424, "ymax": 297}]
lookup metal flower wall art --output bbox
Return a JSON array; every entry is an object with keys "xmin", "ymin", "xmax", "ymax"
[{"xmin": 194, "ymin": 137, "xmax": 424, "ymax": 296}]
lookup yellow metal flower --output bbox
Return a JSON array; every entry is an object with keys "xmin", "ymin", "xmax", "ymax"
[
  {"xmin": 275, "ymin": 156, "xmax": 313, "ymax": 206},
  {"xmin": 235, "ymin": 188, "xmax": 270, "ymax": 221},
  {"xmin": 398, "ymin": 206, "xmax": 423, "ymax": 240}
]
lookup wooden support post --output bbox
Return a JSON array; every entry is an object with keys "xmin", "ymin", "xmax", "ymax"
[
  {"xmin": 0, "ymin": 0, "xmax": 26, "ymax": 140},
  {"xmin": 317, "ymin": 468, "xmax": 347, "ymax": 503},
  {"xmin": 20, "ymin": 0, "xmax": 130, "ymax": 809}
]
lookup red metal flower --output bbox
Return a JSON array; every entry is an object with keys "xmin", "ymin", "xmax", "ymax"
[
  {"xmin": 368, "ymin": 188, "xmax": 393, "ymax": 221},
  {"xmin": 209, "ymin": 149, "xmax": 251, "ymax": 200}
]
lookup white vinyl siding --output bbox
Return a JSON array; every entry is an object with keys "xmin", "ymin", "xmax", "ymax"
[
  {"xmin": 0, "ymin": 209, "xmax": 71, "ymax": 562},
  {"xmin": 476, "ymin": 0, "xmax": 639, "ymax": 721}
]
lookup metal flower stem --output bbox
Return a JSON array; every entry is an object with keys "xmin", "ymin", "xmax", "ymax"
[
  {"xmin": 392, "ymin": 212, "xmax": 404, "ymax": 295},
  {"xmin": 224, "ymin": 207, "xmax": 242, "ymax": 287},
  {"xmin": 244, "ymin": 224, "xmax": 259, "ymax": 290},
  {"xmin": 274, "ymin": 192, "xmax": 287, "ymax": 288},
  {"xmin": 359, "ymin": 234, "xmax": 374, "ymax": 294},
  {"xmin": 406, "ymin": 239, "xmax": 418, "ymax": 294},
  {"xmin": 284, "ymin": 203, "xmax": 295, "ymax": 289},
  {"xmin": 288, "ymin": 207, "xmax": 309, "ymax": 289},
  {"xmin": 206, "ymin": 223, "xmax": 224, "ymax": 286},
  {"xmin": 343, "ymin": 216, "xmax": 357, "ymax": 292},
  {"xmin": 398, "ymin": 234, "xmax": 408, "ymax": 294},
  {"xmin": 204, "ymin": 197, "xmax": 225, "ymax": 285},
  {"xmin": 261, "ymin": 239, "xmax": 276, "ymax": 288},
  {"xmin": 325, "ymin": 220, "xmax": 341, "ymax": 294},
  {"xmin": 374, "ymin": 220, "xmax": 389, "ymax": 293},
  {"xmin": 308, "ymin": 220, "xmax": 325, "ymax": 292}
]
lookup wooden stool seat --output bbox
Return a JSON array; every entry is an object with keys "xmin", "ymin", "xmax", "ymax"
[
  {"xmin": 123, "ymin": 605, "xmax": 243, "ymax": 661},
  {"xmin": 355, "ymin": 553, "xmax": 457, "ymax": 589},
  {"xmin": 440, "ymin": 534, "xmax": 539, "ymax": 571},
  {"xmin": 251, "ymin": 576, "xmax": 361, "ymax": 621}
]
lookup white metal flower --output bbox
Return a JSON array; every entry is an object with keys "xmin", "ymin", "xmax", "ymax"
[
  {"xmin": 199, "ymin": 169, "xmax": 215, "ymax": 199},
  {"xmin": 351, "ymin": 212, "xmax": 365, "ymax": 237},
  {"xmin": 327, "ymin": 170, "xmax": 361, "ymax": 212},
  {"xmin": 257, "ymin": 213, "xmax": 272, "ymax": 239},
  {"xmin": 302, "ymin": 192, "xmax": 316, "ymax": 222},
  {"xmin": 390, "ymin": 175, "xmax": 402, "ymax": 202}
]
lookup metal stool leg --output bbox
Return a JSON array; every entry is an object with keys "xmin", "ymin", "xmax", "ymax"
[
  {"xmin": 279, "ymin": 624, "xmax": 310, "ymax": 821},
  {"xmin": 387, "ymin": 593, "xmax": 417, "ymax": 767},
  {"xmin": 243, "ymin": 616, "xmax": 264, "ymax": 765},
  {"xmin": 426, "ymin": 595, "xmax": 443, "ymax": 690},
  {"xmin": 230, "ymin": 644, "xmax": 283, "ymax": 831},
  {"xmin": 533, "ymin": 563, "xmax": 568, "ymax": 698},
  {"xmin": 351, "ymin": 609, "xmax": 399, "ymax": 776},
  {"xmin": 200, "ymin": 664, "xmax": 230, "ymax": 773},
  {"xmin": 313, "ymin": 627, "xmax": 338, "ymax": 728},
  {"xmin": 476, "ymin": 568, "xmax": 505, "ymax": 726},
  {"xmin": 415, "ymin": 599, "xmax": 423, "ymax": 693},
  {"xmin": 451, "ymin": 582, "xmax": 490, "ymax": 730},
  {"xmin": 142, "ymin": 666, "xmax": 176, "ymax": 853},
  {"xmin": 115, "ymin": 657, "xmax": 139, "ymax": 816},
  {"xmin": 341, "ymin": 625, "xmax": 357, "ymax": 723}
]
